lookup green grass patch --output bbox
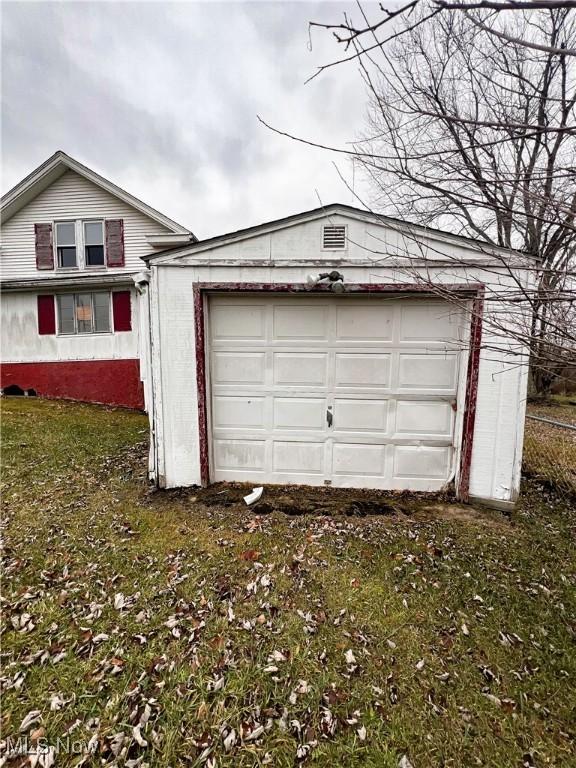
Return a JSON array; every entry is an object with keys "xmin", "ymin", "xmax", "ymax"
[{"xmin": 2, "ymin": 398, "xmax": 575, "ymax": 767}]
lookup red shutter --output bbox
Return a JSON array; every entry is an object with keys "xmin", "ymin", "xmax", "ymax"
[
  {"xmin": 35, "ymin": 223, "xmax": 54, "ymax": 270},
  {"xmin": 106, "ymin": 219, "xmax": 125, "ymax": 267},
  {"xmin": 113, "ymin": 291, "xmax": 132, "ymax": 332},
  {"xmin": 37, "ymin": 295, "xmax": 56, "ymax": 335}
]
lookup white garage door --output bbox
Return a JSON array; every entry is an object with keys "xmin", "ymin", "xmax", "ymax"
[{"xmin": 207, "ymin": 294, "xmax": 465, "ymax": 491}]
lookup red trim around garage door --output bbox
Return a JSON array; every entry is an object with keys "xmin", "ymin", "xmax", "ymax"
[
  {"xmin": 0, "ymin": 359, "xmax": 145, "ymax": 410},
  {"xmin": 457, "ymin": 290, "xmax": 485, "ymax": 501},
  {"xmin": 192, "ymin": 283, "xmax": 484, "ymax": 500}
]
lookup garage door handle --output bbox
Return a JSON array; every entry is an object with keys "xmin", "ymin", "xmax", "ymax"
[{"xmin": 326, "ymin": 409, "xmax": 333, "ymax": 428}]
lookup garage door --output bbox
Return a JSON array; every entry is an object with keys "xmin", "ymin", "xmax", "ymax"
[{"xmin": 207, "ymin": 294, "xmax": 465, "ymax": 491}]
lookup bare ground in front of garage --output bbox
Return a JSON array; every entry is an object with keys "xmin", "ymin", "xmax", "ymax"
[
  {"xmin": 172, "ymin": 481, "xmax": 509, "ymax": 530},
  {"xmin": 2, "ymin": 398, "xmax": 575, "ymax": 767}
]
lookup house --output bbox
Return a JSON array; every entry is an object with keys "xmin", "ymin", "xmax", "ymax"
[
  {"xmin": 0, "ymin": 152, "xmax": 194, "ymax": 409},
  {"xmin": 141, "ymin": 204, "xmax": 534, "ymax": 509}
]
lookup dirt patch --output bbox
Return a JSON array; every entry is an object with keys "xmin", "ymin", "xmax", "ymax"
[
  {"xmin": 415, "ymin": 503, "xmax": 512, "ymax": 531},
  {"xmin": 191, "ymin": 482, "xmax": 456, "ymax": 518},
  {"xmin": 148, "ymin": 482, "xmax": 512, "ymax": 527}
]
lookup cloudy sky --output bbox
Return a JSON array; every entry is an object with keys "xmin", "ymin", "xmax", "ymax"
[{"xmin": 2, "ymin": 1, "xmax": 372, "ymax": 238}]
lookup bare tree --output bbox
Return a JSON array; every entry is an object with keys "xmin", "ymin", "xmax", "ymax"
[
  {"xmin": 307, "ymin": 4, "xmax": 576, "ymax": 394},
  {"xmin": 309, "ymin": 0, "xmax": 576, "ymax": 71}
]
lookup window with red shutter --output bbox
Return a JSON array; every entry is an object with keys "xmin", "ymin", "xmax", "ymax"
[
  {"xmin": 54, "ymin": 221, "xmax": 77, "ymax": 268},
  {"xmin": 105, "ymin": 219, "xmax": 125, "ymax": 267},
  {"xmin": 35, "ymin": 223, "xmax": 54, "ymax": 270},
  {"xmin": 37, "ymin": 295, "xmax": 56, "ymax": 335},
  {"xmin": 56, "ymin": 292, "xmax": 111, "ymax": 335},
  {"xmin": 112, "ymin": 291, "xmax": 132, "ymax": 332}
]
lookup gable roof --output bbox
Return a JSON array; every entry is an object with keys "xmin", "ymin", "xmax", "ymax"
[
  {"xmin": 143, "ymin": 202, "xmax": 520, "ymax": 264},
  {"xmin": 1, "ymin": 151, "xmax": 195, "ymax": 237}
]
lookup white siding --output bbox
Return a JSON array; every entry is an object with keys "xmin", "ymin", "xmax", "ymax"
[
  {"xmin": 153, "ymin": 266, "xmax": 200, "ymax": 487},
  {"xmin": 0, "ymin": 170, "xmax": 170, "ymax": 280},
  {"xmin": 150, "ymin": 254, "xmax": 532, "ymax": 505},
  {"xmin": 160, "ymin": 214, "xmax": 496, "ymax": 267},
  {"xmin": 1, "ymin": 289, "xmax": 139, "ymax": 362}
]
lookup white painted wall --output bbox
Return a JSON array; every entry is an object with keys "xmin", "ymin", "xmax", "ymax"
[
  {"xmin": 150, "ymin": 265, "xmax": 200, "ymax": 487},
  {"xmin": 1, "ymin": 289, "xmax": 139, "ymax": 362},
  {"xmin": 0, "ymin": 170, "xmax": 171, "ymax": 280},
  {"xmin": 149, "ymin": 241, "xmax": 533, "ymax": 505},
  {"xmin": 155, "ymin": 212, "xmax": 507, "ymax": 268}
]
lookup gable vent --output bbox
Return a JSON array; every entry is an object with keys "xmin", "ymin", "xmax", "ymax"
[{"xmin": 322, "ymin": 224, "xmax": 346, "ymax": 250}]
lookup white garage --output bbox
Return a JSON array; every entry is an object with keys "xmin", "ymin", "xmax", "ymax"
[{"xmin": 142, "ymin": 204, "xmax": 533, "ymax": 509}]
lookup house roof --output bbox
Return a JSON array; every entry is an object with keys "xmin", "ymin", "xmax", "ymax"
[
  {"xmin": 1, "ymin": 151, "xmax": 196, "ymax": 238},
  {"xmin": 142, "ymin": 202, "xmax": 521, "ymax": 264}
]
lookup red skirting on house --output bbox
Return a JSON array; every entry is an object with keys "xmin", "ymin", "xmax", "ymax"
[{"xmin": 0, "ymin": 359, "xmax": 144, "ymax": 410}]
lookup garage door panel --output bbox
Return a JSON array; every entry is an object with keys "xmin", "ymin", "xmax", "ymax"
[
  {"xmin": 400, "ymin": 303, "xmax": 462, "ymax": 342},
  {"xmin": 273, "ymin": 441, "xmax": 324, "ymax": 474},
  {"xmin": 332, "ymin": 443, "xmax": 386, "ymax": 477},
  {"xmin": 335, "ymin": 304, "xmax": 393, "ymax": 340},
  {"xmin": 211, "ymin": 305, "xmax": 266, "ymax": 340},
  {"xmin": 334, "ymin": 353, "xmax": 391, "ymax": 389},
  {"xmin": 213, "ymin": 396, "xmax": 265, "ymax": 429},
  {"xmin": 274, "ymin": 353, "xmax": 327, "ymax": 386},
  {"xmin": 398, "ymin": 354, "xmax": 458, "ymax": 391},
  {"xmin": 393, "ymin": 445, "xmax": 451, "ymax": 479},
  {"xmin": 395, "ymin": 401, "xmax": 453, "ymax": 436},
  {"xmin": 213, "ymin": 439, "xmax": 266, "ymax": 471},
  {"xmin": 274, "ymin": 397, "xmax": 325, "ymax": 430},
  {"xmin": 212, "ymin": 352, "xmax": 266, "ymax": 385},
  {"xmin": 273, "ymin": 306, "xmax": 328, "ymax": 339},
  {"xmin": 333, "ymin": 398, "xmax": 389, "ymax": 432}
]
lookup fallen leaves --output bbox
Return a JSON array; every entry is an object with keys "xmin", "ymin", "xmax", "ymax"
[
  {"xmin": 344, "ymin": 648, "xmax": 357, "ymax": 666},
  {"xmin": 132, "ymin": 724, "xmax": 148, "ymax": 747},
  {"xmin": 240, "ymin": 549, "xmax": 260, "ymax": 562},
  {"xmin": 3, "ymin": 400, "xmax": 576, "ymax": 768},
  {"xmin": 206, "ymin": 676, "xmax": 225, "ymax": 693},
  {"xmin": 499, "ymin": 630, "xmax": 524, "ymax": 647},
  {"xmin": 11, "ymin": 612, "xmax": 35, "ymax": 633},
  {"xmin": 267, "ymin": 649, "xmax": 288, "ymax": 663},
  {"xmin": 19, "ymin": 709, "xmax": 41, "ymax": 732}
]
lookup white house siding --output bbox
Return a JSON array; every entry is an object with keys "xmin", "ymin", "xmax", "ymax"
[
  {"xmin": 0, "ymin": 170, "xmax": 171, "ymax": 280},
  {"xmin": 1, "ymin": 289, "xmax": 139, "ymax": 362},
  {"xmin": 149, "ymin": 252, "xmax": 532, "ymax": 506}
]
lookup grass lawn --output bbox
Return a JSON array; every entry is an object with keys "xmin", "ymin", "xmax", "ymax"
[
  {"xmin": 1, "ymin": 399, "xmax": 575, "ymax": 767},
  {"xmin": 527, "ymin": 395, "xmax": 576, "ymax": 427},
  {"xmin": 525, "ymin": 397, "xmax": 576, "ymax": 496}
]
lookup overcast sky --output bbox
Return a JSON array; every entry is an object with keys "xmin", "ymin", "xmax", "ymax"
[{"xmin": 2, "ymin": 1, "xmax": 371, "ymax": 238}]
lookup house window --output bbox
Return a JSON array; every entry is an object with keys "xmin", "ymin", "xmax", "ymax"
[
  {"xmin": 55, "ymin": 221, "xmax": 77, "ymax": 268},
  {"xmin": 84, "ymin": 221, "xmax": 105, "ymax": 267},
  {"xmin": 57, "ymin": 292, "xmax": 111, "ymax": 335},
  {"xmin": 322, "ymin": 224, "xmax": 347, "ymax": 250}
]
